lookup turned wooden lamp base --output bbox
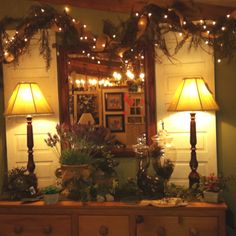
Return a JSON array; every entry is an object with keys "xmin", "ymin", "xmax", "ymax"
[
  {"xmin": 26, "ymin": 115, "xmax": 38, "ymax": 190},
  {"xmin": 189, "ymin": 113, "xmax": 200, "ymax": 188}
]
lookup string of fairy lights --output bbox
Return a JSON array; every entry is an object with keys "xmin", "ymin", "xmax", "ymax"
[{"xmin": 0, "ymin": 3, "xmax": 236, "ymax": 77}]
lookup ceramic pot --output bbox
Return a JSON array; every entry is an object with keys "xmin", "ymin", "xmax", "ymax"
[
  {"xmin": 43, "ymin": 193, "xmax": 59, "ymax": 205},
  {"xmin": 60, "ymin": 164, "xmax": 92, "ymax": 183},
  {"xmin": 203, "ymin": 191, "xmax": 219, "ymax": 203}
]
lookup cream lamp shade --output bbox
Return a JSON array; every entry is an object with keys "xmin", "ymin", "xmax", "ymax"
[
  {"xmin": 168, "ymin": 77, "xmax": 219, "ymax": 112},
  {"xmin": 5, "ymin": 82, "xmax": 53, "ymax": 116},
  {"xmin": 78, "ymin": 112, "xmax": 95, "ymax": 125}
]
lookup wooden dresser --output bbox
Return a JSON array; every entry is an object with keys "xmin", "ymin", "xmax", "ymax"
[{"xmin": 0, "ymin": 201, "xmax": 226, "ymax": 236}]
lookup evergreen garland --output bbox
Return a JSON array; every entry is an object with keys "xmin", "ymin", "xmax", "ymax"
[{"xmin": 0, "ymin": 2, "xmax": 236, "ymax": 69}]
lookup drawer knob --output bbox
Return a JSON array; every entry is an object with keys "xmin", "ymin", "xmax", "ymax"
[
  {"xmin": 157, "ymin": 226, "xmax": 166, "ymax": 236},
  {"xmin": 43, "ymin": 225, "xmax": 52, "ymax": 234},
  {"xmin": 14, "ymin": 225, "xmax": 23, "ymax": 234},
  {"xmin": 99, "ymin": 225, "xmax": 109, "ymax": 236},
  {"xmin": 136, "ymin": 215, "xmax": 144, "ymax": 224},
  {"xmin": 189, "ymin": 227, "xmax": 199, "ymax": 236}
]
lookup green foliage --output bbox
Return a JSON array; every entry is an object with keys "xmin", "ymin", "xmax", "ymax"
[
  {"xmin": 66, "ymin": 177, "xmax": 94, "ymax": 202},
  {"xmin": 93, "ymin": 151, "xmax": 119, "ymax": 177},
  {"xmin": 4, "ymin": 167, "xmax": 37, "ymax": 200},
  {"xmin": 60, "ymin": 149, "xmax": 93, "ymax": 165},
  {"xmin": 41, "ymin": 185, "xmax": 61, "ymax": 195},
  {"xmin": 165, "ymin": 183, "xmax": 203, "ymax": 201},
  {"xmin": 115, "ymin": 178, "xmax": 142, "ymax": 201}
]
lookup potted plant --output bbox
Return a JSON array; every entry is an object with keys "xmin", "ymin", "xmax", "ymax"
[
  {"xmin": 201, "ymin": 173, "xmax": 235, "ymax": 203},
  {"xmin": 45, "ymin": 123, "xmax": 119, "ymax": 200},
  {"xmin": 41, "ymin": 185, "xmax": 61, "ymax": 205}
]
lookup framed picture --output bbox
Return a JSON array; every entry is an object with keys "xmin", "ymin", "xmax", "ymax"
[
  {"xmin": 105, "ymin": 92, "xmax": 124, "ymax": 111},
  {"xmin": 106, "ymin": 114, "xmax": 125, "ymax": 132}
]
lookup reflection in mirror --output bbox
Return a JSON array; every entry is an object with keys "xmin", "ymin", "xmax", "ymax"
[{"xmin": 57, "ymin": 45, "xmax": 156, "ymax": 155}]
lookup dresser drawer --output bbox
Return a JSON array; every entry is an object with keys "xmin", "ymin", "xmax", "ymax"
[
  {"xmin": 182, "ymin": 216, "xmax": 218, "ymax": 236},
  {"xmin": 78, "ymin": 215, "xmax": 129, "ymax": 236},
  {"xmin": 0, "ymin": 214, "xmax": 72, "ymax": 236},
  {"xmin": 137, "ymin": 215, "xmax": 219, "ymax": 236},
  {"xmin": 137, "ymin": 216, "xmax": 182, "ymax": 236}
]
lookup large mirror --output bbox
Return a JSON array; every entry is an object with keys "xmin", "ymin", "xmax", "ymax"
[{"xmin": 57, "ymin": 44, "xmax": 156, "ymax": 156}]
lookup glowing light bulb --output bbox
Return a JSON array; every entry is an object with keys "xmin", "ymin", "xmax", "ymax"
[
  {"xmin": 99, "ymin": 79, "xmax": 105, "ymax": 85},
  {"xmin": 148, "ymin": 13, "xmax": 152, "ymax": 17},
  {"xmin": 113, "ymin": 72, "xmax": 122, "ymax": 80},
  {"xmin": 140, "ymin": 72, "xmax": 145, "ymax": 80},
  {"xmin": 126, "ymin": 70, "xmax": 134, "ymax": 80},
  {"xmin": 64, "ymin": 6, "xmax": 70, "ymax": 13},
  {"xmin": 217, "ymin": 59, "xmax": 221, "ymax": 63}
]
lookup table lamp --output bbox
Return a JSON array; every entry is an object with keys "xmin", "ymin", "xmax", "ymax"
[
  {"xmin": 5, "ymin": 82, "xmax": 53, "ymax": 176},
  {"xmin": 168, "ymin": 77, "xmax": 219, "ymax": 187},
  {"xmin": 78, "ymin": 112, "xmax": 95, "ymax": 125}
]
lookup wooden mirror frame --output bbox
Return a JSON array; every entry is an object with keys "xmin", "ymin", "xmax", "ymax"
[{"xmin": 56, "ymin": 44, "xmax": 156, "ymax": 156}]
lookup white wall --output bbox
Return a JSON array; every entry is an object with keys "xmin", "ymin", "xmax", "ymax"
[
  {"xmin": 155, "ymin": 33, "xmax": 217, "ymax": 186},
  {"xmin": 3, "ymin": 31, "xmax": 60, "ymax": 187}
]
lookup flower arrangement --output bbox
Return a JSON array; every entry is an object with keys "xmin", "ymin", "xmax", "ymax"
[
  {"xmin": 202, "ymin": 173, "xmax": 236, "ymax": 193},
  {"xmin": 202, "ymin": 173, "xmax": 223, "ymax": 193},
  {"xmin": 44, "ymin": 123, "xmax": 120, "ymax": 201},
  {"xmin": 44, "ymin": 123, "xmax": 116, "ymax": 165}
]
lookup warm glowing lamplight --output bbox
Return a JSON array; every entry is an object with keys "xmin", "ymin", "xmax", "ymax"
[
  {"xmin": 168, "ymin": 77, "xmax": 219, "ymax": 187},
  {"xmin": 5, "ymin": 82, "xmax": 53, "ymax": 177},
  {"xmin": 78, "ymin": 113, "xmax": 95, "ymax": 125}
]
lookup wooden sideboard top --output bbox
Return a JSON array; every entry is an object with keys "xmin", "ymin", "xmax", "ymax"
[{"xmin": 0, "ymin": 200, "xmax": 227, "ymax": 210}]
